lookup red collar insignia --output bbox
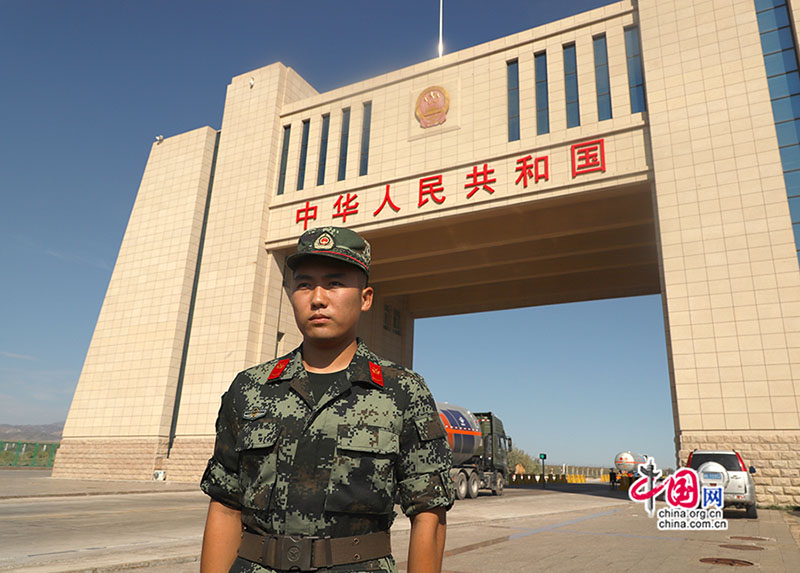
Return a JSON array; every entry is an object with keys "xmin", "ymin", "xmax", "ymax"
[
  {"xmin": 368, "ymin": 361, "xmax": 384, "ymax": 387},
  {"xmin": 268, "ymin": 358, "xmax": 290, "ymax": 380}
]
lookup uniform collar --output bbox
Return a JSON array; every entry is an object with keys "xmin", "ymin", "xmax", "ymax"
[{"xmin": 267, "ymin": 339, "xmax": 384, "ymax": 389}]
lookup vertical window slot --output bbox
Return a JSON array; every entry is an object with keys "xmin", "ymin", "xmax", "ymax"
[
  {"xmin": 507, "ymin": 60, "xmax": 520, "ymax": 141},
  {"xmin": 359, "ymin": 102, "xmax": 372, "ymax": 176},
  {"xmin": 317, "ymin": 114, "xmax": 330, "ymax": 186},
  {"xmin": 535, "ymin": 52, "xmax": 549, "ymax": 135},
  {"xmin": 594, "ymin": 35, "xmax": 612, "ymax": 121},
  {"xmin": 625, "ymin": 26, "xmax": 647, "ymax": 113},
  {"xmin": 564, "ymin": 43, "xmax": 580, "ymax": 128},
  {"xmin": 297, "ymin": 119, "xmax": 310, "ymax": 191},
  {"xmin": 277, "ymin": 125, "xmax": 291, "ymax": 195},
  {"xmin": 338, "ymin": 107, "xmax": 351, "ymax": 181}
]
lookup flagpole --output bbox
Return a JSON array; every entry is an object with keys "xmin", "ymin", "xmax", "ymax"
[{"xmin": 438, "ymin": 0, "xmax": 444, "ymax": 58}]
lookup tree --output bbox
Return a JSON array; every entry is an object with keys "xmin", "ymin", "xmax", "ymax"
[{"xmin": 508, "ymin": 447, "xmax": 541, "ymax": 474}]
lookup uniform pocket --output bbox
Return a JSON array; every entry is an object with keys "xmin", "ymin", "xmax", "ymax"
[
  {"xmin": 414, "ymin": 412, "xmax": 446, "ymax": 441},
  {"xmin": 325, "ymin": 424, "xmax": 399, "ymax": 515},
  {"xmin": 235, "ymin": 421, "xmax": 281, "ymax": 510}
]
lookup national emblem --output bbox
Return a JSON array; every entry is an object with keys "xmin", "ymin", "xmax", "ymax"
[{"xmin": 415, "ymin": 86, "xmax": 449, "ymax": 128}]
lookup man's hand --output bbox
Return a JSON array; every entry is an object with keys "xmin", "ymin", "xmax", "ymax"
[
  {"xmin": 407, "ymin": 507, "xmax": 447, "ymax": 573},
  {"xmin": 200, "ymin": 500, "xmax": 242, "ymax": 573}
]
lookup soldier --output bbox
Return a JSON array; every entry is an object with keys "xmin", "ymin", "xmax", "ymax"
[{"xmin": 200, "ymin": 226, "xmax": 454, "ymax": 573}]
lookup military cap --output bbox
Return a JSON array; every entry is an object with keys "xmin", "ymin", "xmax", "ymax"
[{"xmin": 286, "ymin": 226, "xmax": 371, "ymax": 277}]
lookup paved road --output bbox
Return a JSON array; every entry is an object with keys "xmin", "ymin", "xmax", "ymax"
[
  {"xmin": 0, "ymin": 491, "xmax": 206, "ymax": 572},
  {"xmin": 1, "ymin": 470, "xmax": 799, "ymax": 572}
]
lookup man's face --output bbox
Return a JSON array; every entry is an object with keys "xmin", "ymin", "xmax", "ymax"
[{"xmin": 290, "ymin": 258, "xmax": 373, "ymax": 346}]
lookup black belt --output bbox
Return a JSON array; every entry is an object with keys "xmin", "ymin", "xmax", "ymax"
[{"xmin": 238, "ymin": 530, "xmax": 391, "ymax": 571}]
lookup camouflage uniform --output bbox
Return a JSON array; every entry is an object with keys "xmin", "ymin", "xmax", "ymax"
[{"xmin": 201, "ymin": 340, "xmax": 454, "ymax": 573}]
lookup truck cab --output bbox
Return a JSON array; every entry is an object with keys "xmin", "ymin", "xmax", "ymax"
[
  {"xmin": 437, "ymin": 402, "xmax": 511, "ymax": 500},
  {"xmin": 475, "ymin": 411, "xmax": 511, "ymax": 491}
]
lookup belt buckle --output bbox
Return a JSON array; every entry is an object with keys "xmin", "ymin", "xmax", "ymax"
[{"xmin": 275, "ymin": 535, "xmax": 316, "ymax": 571}]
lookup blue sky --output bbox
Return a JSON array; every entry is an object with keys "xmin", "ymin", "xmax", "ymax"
[{"xmin": 0, "ymin": 0, "xmax": 676, "ymax": 467}]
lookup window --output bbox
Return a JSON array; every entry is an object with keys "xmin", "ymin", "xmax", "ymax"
[
  {"xmin": 392, "ymin": 309, "xmax": 401, "ymax": 334},
  {"xmin": 317, "ymin": 114, "xmax": 330, "ymax": 186},
  {"xmin": 625, "ymin": 26, "xmax": 647, "ymax": 113},
  {"xmin": 594, "ymin": 35, "xmax": 612, "ymax": 121},
  {"xmin": 507, "ymin": 60, "xmax": 520, "ymax": 141},
  {"xmin": 359, "ymin": 102, "xmax": 372, "ymax": 176},
  {"xmin": 688, "ymin": 453, "xmax": 741, "ymax": 472},
  {"xmin": 755, "ymin": 0, "xmax": 800, "ymax": 261},
  {"xmin": 277, "ymin": 125, "xmax": 291, "ymax": 195},
  {"xmin": 564, "ymin": 43, "xmax": 580, "ymax": 127},
  {"xmin": 338, "ymin": 107, "xmax": 351, "ymax": 181},
  {"xmin": 535, "ymin": 52, "xmax": 549, "ymax": 134},
  {"xmin": 297, "ymin": 119, "xmax": 310, "ymax": 190}
]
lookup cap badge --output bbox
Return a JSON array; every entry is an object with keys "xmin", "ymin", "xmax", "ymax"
[{"xmin": 314, "ymin": 232, "xmax": 335, "ymax": 250}]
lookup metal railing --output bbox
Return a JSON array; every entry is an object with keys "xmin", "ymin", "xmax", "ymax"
[{"xmin": 0, "ymin": 441, "xmax": 60, "ymax": 467}]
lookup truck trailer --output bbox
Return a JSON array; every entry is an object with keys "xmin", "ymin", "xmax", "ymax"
[{"xmin": 436, "ymin": 402, "xmax": 511, "ymax": 499}]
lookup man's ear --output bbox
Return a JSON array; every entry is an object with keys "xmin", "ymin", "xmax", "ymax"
[{"xmin": 360, "ymin": 285, "xmax": 374, "ymax": 312}]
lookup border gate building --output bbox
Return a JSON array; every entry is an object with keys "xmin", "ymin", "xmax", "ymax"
[{"xmin": 54, "ymin": 0, "xmax": 800, "ymax": 507}]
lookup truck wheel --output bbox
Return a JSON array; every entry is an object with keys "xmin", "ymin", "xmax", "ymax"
[
  {"xmin": 467, "ymin": 472, "xmax": 479, "ymax": 498},
  {"xmin": 745, "ymin": 504, "xmax": 758, "ymax": 519},
  {"xmin": 492, "ymin": 474, "xmax": 504, "ymax": 496},
  {"xmin": 455, "ymin": 472, "xmax": 467, "ymax": 500}
]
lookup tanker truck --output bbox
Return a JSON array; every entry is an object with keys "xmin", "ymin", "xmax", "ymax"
[
  {"xmin": 436, "ymin": 402, "xmax": 511, "ymax": 499},
  {"xmin": 614, "ymin": 451, "xmax": 647, "ymax": 476}
]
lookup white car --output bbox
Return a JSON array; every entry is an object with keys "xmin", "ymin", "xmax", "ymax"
[{"xmin": 687, "ymin": 449, "xmax": 757, "ymax": 518}]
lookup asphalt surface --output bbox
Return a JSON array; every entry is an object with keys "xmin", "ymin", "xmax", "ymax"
[{"xmin": 1, "ymin": 469, "xmax": 799, "ymax": 572}]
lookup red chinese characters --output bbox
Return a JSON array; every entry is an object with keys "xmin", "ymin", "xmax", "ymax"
[
  {"xmin": 571, "ymin": 139, "xmax": 605, "ymax": 177},
  {"xmin": 629, "ymin": 468, "xmax": 700, "ymax": 509},
  {"xmin": 418, "ymin": 175, "xmax": 446, "ymax": 207},
  {"xmin": 333, "ymin": 193, "xmax": 359, "ymax": 223},
  {"xmin": 664, "ymin": 469, "xmax": 700, "ymax": 509},
  {"xmin": 296, "ymin": 201, "xmax": 318, "ymax": 230},
  {"xmin": 515, "ymin": 155, "xmax": 549, "ymax": 188},
  {"xmin": 373, "ymin": 184, "xmax": 400, "ymax": 217},
  {"xmin": 465, "ymin": 163, "xmax": 496, "ymax": 199},
  {"xmin": 289, "ymin": 139, "xmax": 609, "ymax": 226}
]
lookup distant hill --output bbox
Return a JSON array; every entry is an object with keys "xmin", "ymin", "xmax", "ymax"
[{"xmin": 0, "ymin": 422, "xmax": 64, "ymax": 442}]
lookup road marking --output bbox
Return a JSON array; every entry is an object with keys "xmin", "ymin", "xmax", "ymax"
[
  {"xmin": 508, "ymin": 508, "xmax": 623, "ymax": 540},
  {"xmin": 4, "ymin": 505, "xmax": 206, "ymax": 520},
  {"xmin": 564, "ymin": 530, "xmax": 682, "ymax": 541}
]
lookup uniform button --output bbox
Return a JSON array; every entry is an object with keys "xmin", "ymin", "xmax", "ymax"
[
  {"xmin": 354, "ymin": 553, "xmax": 361, "ymax": 560},
  {"xmin": 352, "ymin": 537, "xmax": 360, "ymax": 545}
]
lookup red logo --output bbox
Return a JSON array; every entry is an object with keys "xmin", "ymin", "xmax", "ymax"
[{"xmin": 629, "ymin": 467, "xmax": 700, "ymax": 509}]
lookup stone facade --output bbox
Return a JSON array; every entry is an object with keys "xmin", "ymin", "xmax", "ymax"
[
  {"xmin": 679, "ymin": 431, "xmax": 800, "ymax": 506},
  {"xmin": 164, "ymin": 437, "xmax": 216, "ymax": 484},
  {"xmin": 52, "ymin": 438, "xmax": 168, "ymax": 481}
]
